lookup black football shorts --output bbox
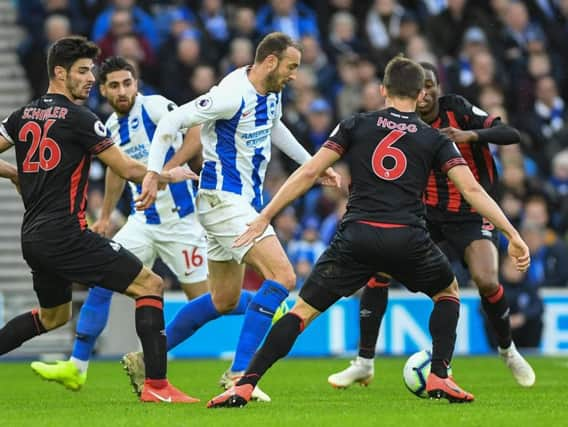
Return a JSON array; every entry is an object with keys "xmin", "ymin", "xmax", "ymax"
[
  {"xmin": 22, "ymin": 229, "xmax": 143, "ymax": 308},
  {"xmin": 427, "ymin": 216, "xmax": 499, "ymax": 264},
  {"xmin": 300, "ymin": 221, "xmax": 455, "ymax": 312}
]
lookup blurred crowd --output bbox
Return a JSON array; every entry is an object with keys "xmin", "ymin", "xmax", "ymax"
[{"xmin": 14, "ymin": 0, "xmax": 568, "ymax": 346}]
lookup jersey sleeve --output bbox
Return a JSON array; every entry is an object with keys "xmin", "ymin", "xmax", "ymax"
[
  {"xmin": 75, "ymin": 109, "xmax": 114, "ymax": 155},
  {"xmin": 274, "ymin": 92, "xmax": 283, "ymax": 122},
  {"xmin": 0, "ymin": 110, "xmax": 21, "ymax": 145},
  {"xmin": 178, "ymin": 83, "xmax": 243, "ymax": 127},
  {"xmin": 433, "ymin": 132, "xmax": 467, "ymax": 174},
  {"xmin": 143, "ymin": 95, "xmax": 178, "ymax": 123},
  {"xmin": 322, "ymin": 116, "xmax": 356, "ymax": 157},
  {"xmin": 458, "ymin": 95, "xmax": 498, "ymax": 129}
]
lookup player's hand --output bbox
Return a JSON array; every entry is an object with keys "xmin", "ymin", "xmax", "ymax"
[
  {"xmin": 135, "ymin": 171, "xmax": 159, "ymax": 210},
  {"xmin": 233, "ymin": 215, "xmax": 270, "ymax": 248},
  {"xmin": 507, "ymin": 234, "xmax": 531, "ymax": 272},
  {"xmin": 91, "ymin": 217, "xmax": 111, "ymax": 237},
  {"xmin": 319, "ymin": 167, "xmax": 341, "ymax": 188},
  {"xmin": 440, "ymin": 127, "xmax": 477, "ymax": 144},
  {"xmin": 166, "ymin": 165, "xmax": 199, "ymax": 183}
]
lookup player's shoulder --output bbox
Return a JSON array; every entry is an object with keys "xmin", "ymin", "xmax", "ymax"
[
  {"xmin": 342, "ymin": 111, "xmax": 372, "ymax": 128},
  {"xmin": 143, "ymin": 94, "xmax": 177, "ymax": 112},
  {"xmin": 105, "ymin": 111, "xmax": 118, "ymax": 128},
  {"xmin": 439, "ymin": 93, "xmax": 471, "ymax": 112},
  {"xmin": 70, "ymin": 104, "xmax": 108, "ymax": 138},
  {"xmin": 71, "ymin": 101, "xmax": 99, "ymax": 121},
  {"xmin": 219, "ymin": 67, "xmax": 247, "ymax": 87}
]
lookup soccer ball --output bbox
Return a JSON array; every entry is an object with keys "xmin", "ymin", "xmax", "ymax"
[
  {"xmin": 402, "ymin": 349, "xmax": 452, "ymax": 398},
  {"xmin": 272, "ymin": 300, "xmax": 290, "ymax": 324}
]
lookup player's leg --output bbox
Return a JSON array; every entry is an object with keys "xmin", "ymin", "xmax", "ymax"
[
  {"xmin": 208, "ymin": 223, "xmax": 377, "ymax": 408},
  {"xmin": 1, "ymin": 240, "xmax": 74, "ymax": 356},
  {"xmin": 57, "ymin": 230, "xmax": 196, "ymax": 402},
  {"xmin": 32, "ymin": 220, "xmax": 156, "ymax": 388},
  {"xmin": 425, "ymin": 278, "xmax": 475, "ymax": 402},
  {"xmin": 166, "ymin": 260, "xmax": 250, "ymax": 351},
  {"xmin": 155, "ymin": 233, "xmax": 254, "ymax": 351},
  {"xmin": 464, "ymin": 234, "xmax": 535, "ymax": 387},
  {"xmin": 120, "ymin": 266, "xmax": 198, "ymax": 403},
  {"xmin": 180, "ymin": 280, "xmax": 208, "ymax": 300},
  {"xmin": 208, "ymin": 294, "xmax": 328, "ymax": 408},
  {"xmin": 0, "ymin": 273, "xmax": 72, "ymax": 355},
  {"xmin": 391, "ymin": 228, "xmax": 473, "ymax": 403},
  {"xmin": 230, "ymin": 235, "xmax": 295, "ymax": 374},
  {"xmin": 328, "ymin": 275, "xmax": 389, "ymax": 388},
  {"xmin": 30, "ymin": 287, "xmax": 112, "ymax": 390},
  {"xmin": 195, "ymin": 190, "xmax": 288, "ymax": 401}
]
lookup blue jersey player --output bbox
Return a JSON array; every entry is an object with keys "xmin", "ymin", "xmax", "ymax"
[{"xmin": 135, "ymin": 32, "xmax": 340, "ymax": 401}]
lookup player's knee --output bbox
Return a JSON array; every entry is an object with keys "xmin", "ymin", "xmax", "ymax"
[
  {"xmin": 142, "ymin": 273, "xmax": 164, "ymax": 297},
  {"xmin": 274, "ymin": 266, "xmax": 296, "ymax": 290},
  {"xmin": 433, "ymin": 278, "xmax": 459, "ymax": 301},
  {"xmin": 211, "ymin": 292, "xmax": 239, "ymax": 313},
  {"xmin": 180, "ymin": 281, "xmax": 208, "ymax": 300},
  {"xmin": 471, "ymin": 270, "xmax": 498, "ymax": 296},
  {"xmin": 39, "ymin": 308, "xmax": 71, "ymax": 331}
]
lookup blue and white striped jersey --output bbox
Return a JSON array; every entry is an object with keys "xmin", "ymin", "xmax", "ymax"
[
  {"xmin": 105, "ymin": 94, "xmax": 197, "ymax": 224},
  {"xmin": 198, "ymin": 67, "xmax": 282, "ymax": 210},
  {"xmin": 148, "ymin": 67, "xmax": 284, "ymax": 211}
]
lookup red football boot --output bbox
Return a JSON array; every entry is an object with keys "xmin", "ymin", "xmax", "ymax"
[
  {"xmin": 207, "ymin": 384, "xmax": 254, "ymax": 408},
  {"xmin": 426, "ymin": 373, "xmax": 474, "ymax": 403},
  {"xmin": 140, "ymin": 380, "xmax": 200, "ymax": 403}
]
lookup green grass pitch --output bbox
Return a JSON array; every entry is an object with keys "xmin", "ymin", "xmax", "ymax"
[{"xmin": 0, "ymin": 357, "xmax": 566, "ymax": 426}]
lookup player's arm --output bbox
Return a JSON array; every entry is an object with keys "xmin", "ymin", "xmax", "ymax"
[
  {"xmin": 96, "ymin": 145, "xmax": 196, "ymax": 184},
  {"xmin": 441, "ymin": 121, "xmax": 520, "ymax": 145},
  {"xmin": 0, "ymin": 157, "xmax": 17, "ymax": 181},
  {"xmin": 234, "ymin": 147, "xmax": 340, "ymax": 247},
  {"xmin": 440, "ymin": 97, "xmax": 520, "ymax": 145},
  {"xmin": 447, "ymin": 164, "xmax": 530, "ymax": 271},
  {"xmin": 272, "ymin": 120, "xmax": 341, "ymax": 187},
  {"xmin": 147, "ymin": 88, "xmax": 236, "ymax": 174},
  {"xmin": 91, "ymin": 167, "xmax": 125, "ymax": 236},
  {"xmin": 0, "ymin": 127, "xmax": 19, "ymax": 191},
  {"xmin": 163, "ymin": 125, "xmax": 203, "ymax": 171},
  {"xmin": 138, "ymin": 88, "xmax": 239, "ymax": 209}
]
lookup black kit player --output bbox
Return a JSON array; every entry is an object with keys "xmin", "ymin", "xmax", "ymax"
[
  {"xmin": 0, "ymin": 36, "xmax": 199, "ymax": 403},
  {"xmin": 207, "ymin": 56, "xmax": 530, "ymax": 407},
  {"xmin": 328, "ymin": 62, "xmax": 536, "ymax": 390}
]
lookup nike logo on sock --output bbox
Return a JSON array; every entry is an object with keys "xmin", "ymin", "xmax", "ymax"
[
  {"xmin": 148, "ymin": 390, "xmax": 172, "ymax": 402},
  {"xmin": 258, "ymin": 307, "xmax": 274, "ymax": 316}
]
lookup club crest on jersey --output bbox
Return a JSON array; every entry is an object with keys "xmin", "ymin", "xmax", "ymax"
[
  {"xmin": 109, "ymin": 241, "xmax": 121, "ymax": 252},
  {"xmin": 267, "ymin": 99, "xmax": 277, "ymax": 119},
  {"xmin": 94, "ymin": 120, "xmax": 109, "ymax": 138},
  {"xmin": 196, "ymin": 95, "xmax": 212, "ymax": 111},
  {"xmin": 130, "ymin": 117, "xmax": 140, "ymax": 131}
]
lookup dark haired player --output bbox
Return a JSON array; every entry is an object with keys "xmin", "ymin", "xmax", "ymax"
[
  {"xmin": 0, "ymin": 37, "xmax": 197, "ymax": 403},
  {"xmin": 207, "ymin": 56, "xmax": 530, "ymax": 407},
  {"xmin": 329, "ymin": 62, "xmax": 536, "ymax": 389}
]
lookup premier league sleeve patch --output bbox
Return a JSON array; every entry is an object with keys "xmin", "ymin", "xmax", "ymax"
[
  {"xmin": 195, "ymin": 95, "xmax": 213, "ymax": 111},
  {"xmin": 94, "ymin": 120, "xmax": 110, "ymax": 138}
]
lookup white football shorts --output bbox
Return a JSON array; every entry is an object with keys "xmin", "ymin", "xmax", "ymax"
[
  {"xmin": 112, "ymin": 214, "xmax": 208, "ymax": 284},
  {"xmin": 196, "ymin": 189, "xmax": 275, "ymax": 263}
]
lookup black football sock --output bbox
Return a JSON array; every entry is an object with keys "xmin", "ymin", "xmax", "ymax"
[
  {"xmin": 135, "ymin": 296, "xmax": 167, "ymax": 382},
  {"xmin": 0, "ymin": 309, "xmax": 47, "ymax": 355},
  {"xmin": 237, "ymin": 313, "xmax": 304, "ymax": 388},
  {"xmin": 358, "ymin": 283, "xmax": 388, "ymax": 359},
  {"xmin": 429, "ymin": 297, "xmax": 460, "ymax": 378},
  {"xmin": 481, "ymin": 285, "xmax": 512, "ymax": 349}
]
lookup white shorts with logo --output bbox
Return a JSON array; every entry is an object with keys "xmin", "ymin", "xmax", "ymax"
[
  {"xmin": 112, "ymin": 214, "xmax": 208, "ymax": 284},
  {"xmin": 196, "ymin": 189, "xmax": 275, "ymax": 263}
]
